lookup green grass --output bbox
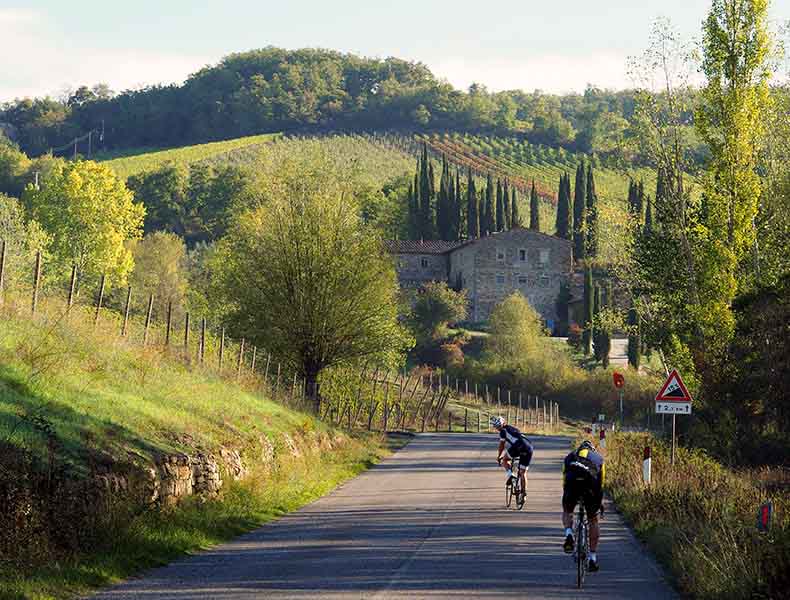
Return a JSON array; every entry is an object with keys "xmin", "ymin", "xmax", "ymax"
[
  {"xmin": 0, "ymin": 297, "xmax": 403, "ymax": 599},
  {"xmin": 96, "ymin": 133, "xmax": 280, "ymax": 179}
]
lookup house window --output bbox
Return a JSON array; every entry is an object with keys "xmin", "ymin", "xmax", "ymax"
[
  {"xmin": 518, "ymin": 276, "xmax": 528, "ymax": 286},
  {"xmin": 496, "ymin": 273, "xmax": 506, "ymax": 287},
  {"xmin": 519, "ymin": 248, "xmax": 527, "ymax": 262},
  {"xmin": 421, "ymin": 257, "xmax": 429, "ymax": 268},
  {"xmin": 496, "ymin": 247, "xmax": 505, "ymax": 263},
  {"xmin": 539, "ymin": 275, "xmax": 550, "ymax": 288},
  {"xmin": 539, "ymin": 249, "xmax": 550, "ymax": 266}
]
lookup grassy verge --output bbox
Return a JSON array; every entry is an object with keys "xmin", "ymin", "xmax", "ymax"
[
  {"xmin": 0, "ymin": 431, "xmax": 399, "ymax": 600},
  {"xmin": 0, "ymin": 297, "xmax": 409, "ymax": 599},
  {"xmin": 601, "ymin": 432, "xmax": 789, "ymax": 599}
]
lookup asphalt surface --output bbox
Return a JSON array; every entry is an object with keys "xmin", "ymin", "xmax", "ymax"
[{"xmin": 92, "ymin": 433, "xmax": 676, "ymax": 599}]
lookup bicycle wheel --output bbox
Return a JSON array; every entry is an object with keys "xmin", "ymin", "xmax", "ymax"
[
  {"xmin": 516, "ymin": 480, "xmax": 526, "ymax": 510},
  {"xmin": 576, "ymin": 509, "xmax": 587, "ymax": 588},
  {"xmin": 505, "ymin": 478, "xmax": 514, "ymax": 507}
]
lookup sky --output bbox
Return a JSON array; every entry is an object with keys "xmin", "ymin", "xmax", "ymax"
[{"xmin": 1, "ymin": 0, "xmax": 788, "ymax": 102}]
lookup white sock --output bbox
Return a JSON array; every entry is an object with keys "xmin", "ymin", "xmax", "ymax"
[
  {"xmin": 565, "ymin": 528, "xmax": 573, "ymax": 537},
  {"xmin": 590, "ymin": 552, "xmax": 597, "ymax": 561},
  {"xmin": 506, "ymin": 469, "xmax": 513, "ymax": 478}
]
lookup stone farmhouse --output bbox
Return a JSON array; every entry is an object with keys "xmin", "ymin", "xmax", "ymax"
[{"xmin": 386, "ymin": 228, "xmax": 574, "ymax": 328}]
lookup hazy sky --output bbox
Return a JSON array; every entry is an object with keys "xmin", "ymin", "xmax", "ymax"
[{"xmin": 1, "ymin": 0, "xmax": 788, "ymax": 102}]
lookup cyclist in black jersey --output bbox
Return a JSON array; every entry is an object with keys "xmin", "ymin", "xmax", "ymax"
[
  {"xmin": 562, "ymin": 440, "xmax": 605, "ymax": 572},
  {"xmin": 490, "ymin": 416, "xmax": 533, "ymax": 495}
]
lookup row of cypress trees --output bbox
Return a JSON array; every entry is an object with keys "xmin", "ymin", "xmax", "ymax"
[{"xmin": 406, "ymin": 143, "xmax": 557, "ymax": 242}]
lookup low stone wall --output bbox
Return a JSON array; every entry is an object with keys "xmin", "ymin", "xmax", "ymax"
[{"xmin": 92, "ymin": 430, "xmax": 347, "ymax": 508}]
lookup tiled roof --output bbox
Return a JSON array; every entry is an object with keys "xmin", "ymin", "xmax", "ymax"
[{"xmin": 384, "ymin": 240, "xmax": 465, "ymax": 255}]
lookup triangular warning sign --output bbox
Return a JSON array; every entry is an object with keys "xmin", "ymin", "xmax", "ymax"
[{"xmin": 656, "ymin": 369, "xmax": 692, "ymax": 402}]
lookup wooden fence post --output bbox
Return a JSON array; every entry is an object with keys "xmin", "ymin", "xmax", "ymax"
[
  {"xmin": 477, "ymin": 410, "xmax": 481, "ymax": 432},
  {"xmin": 237, "ymin": 338, "xmax": 245, "ymax": 378},
  {"xmin": 183, "ymin": 312, "xmax": 190, "ymax": 355},
  {"xmin": 250, "ymin": 346, "xmax": 257, "ymax": 372},
  {"xmin": 165, "ymin": 301, "xmax": 172, "ymax": 346},
  {"xmin": 264, "ymin": 354, "xmax": 271, "ymax": 379},
  {"xmin": 448, "ymin": 410, "xmax": 451, "ymax": 432},
  {"xmin": 143, "ymin": 294, "xmax": 154, "ymax": 346},
  {"xmin": 121, "ymin": 286, "xmax": 132, "ymax": 336},
  {"xmin": 94, "ymin": 274, "xmax": 107, "ymax": 325},
  {"xmin": 199, "ymin": 318, "xmax": 206, "ymax": 364},
  {"xmin": 0, "ymin": 239, "xmax": 6, "ymax": 303},
  {"xmin": 383, "ymin": 383, "xmax": 389, "ymax": 432},
  {"xmin": 31, "ymin": 250, "xmax": 42, "ymax": 315},
  {"xmin": 275, "ymin": 363, "xmax": 281, "ymax": 395},
  {"xmin": 218, "ymin": 327, "xmax": 225, "ymax": 372},
  {"xmin": 464, "ymin": 408, "xmax": 468, "ymax": 432},
  {"xmin": 67, "ymin": 265, "xmax": 76, "ymax": 315}
]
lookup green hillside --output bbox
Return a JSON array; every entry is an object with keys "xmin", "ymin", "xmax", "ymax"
[{"xmin": 96, "ymin": 133, "xmax": 281, "ymax": 179}]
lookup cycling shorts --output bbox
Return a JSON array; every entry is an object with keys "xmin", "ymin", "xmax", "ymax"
[
  {"xmin": 562, "ymin": 473, "xmax": 602, "ymax": 517},
  {"xmin": 507, "ymin": 443, "xmax": 533, "ymax": 471}
]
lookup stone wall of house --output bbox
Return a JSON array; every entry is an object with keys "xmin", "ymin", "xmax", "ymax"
[
  {"xmin": 449, "ymin": 229, "xmax": 572, "ymax": 325},
  {"xmin": 394, "ymin": 253, "xmax": 449, "ymax": 289}
]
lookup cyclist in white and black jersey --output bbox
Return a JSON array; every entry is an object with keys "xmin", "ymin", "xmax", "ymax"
[{"xmin": 491, "ymin": 416, "xmax": 533, "ymax": 495}]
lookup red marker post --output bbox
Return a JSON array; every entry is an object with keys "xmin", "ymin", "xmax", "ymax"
[{"xmin": 613, "ymin": 371, "xmax": 625, "ymax": 424}]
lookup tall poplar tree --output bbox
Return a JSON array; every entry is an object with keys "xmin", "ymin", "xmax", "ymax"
[
  {"xmin": 573, "ymin": 161, "xmax": 586, "ymax": 260},
  {"xmin": 529, "ymin": 179, "xmax": 540, "ymax": 231}
]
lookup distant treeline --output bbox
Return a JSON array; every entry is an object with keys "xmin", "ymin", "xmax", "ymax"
[{"xmin": 0, "ymin": 47, "xmax": 701, "ymax": 162}]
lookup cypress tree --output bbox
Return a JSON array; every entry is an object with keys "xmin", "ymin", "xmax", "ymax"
[
  {"xmin": 511, "ymin": 187, "xmax": 520, "ymax": 228},
  {"xmin": 529, "ymin": 179, "xmax": 540, "ymax": 231},
  {"xmin": 436, "ymin": 158, "xmax": 448, "ymax": 240},
  {"xmin": 582, "ymin": 264, "xmax": 593, "ymax": 355},
  {"xmin": 573, "ymin": 161, "xmax": 586, "ymax": 260},
  {"xmin": 484, "ymin": 174, "xmax": 495, "ymax": 235},
  {"xmin": 407, "ymin": 181, "xmax": 418, "ymax": 239},
  {"xmin": 453, "ymin": 168, "xmax": 462, "ymax": 241},
  {"xmin": 556, "ymin": 282, "xmax": 571, "ymax": 336},
  {"xmin": 627, "ymin": 180, "xmax": 637, "ymax": 214},
  {"xmin": 496, "ymin": 179, "xmax": 505, "ymax": 231},
  {"xmin": 555, "ymin": 172, "xmax": 571, "ymax": 239},
  {"xmin": 502, "ymin": 180, "xmax": 511, "ymax": 230},
  {"xmin": 585, "ymin": 164, "xmax": 599, "ymax": 258},
  {"xmin": 636, "ymin": 180, "xmax": 645, "ymax": 218},
  {"xmin": 600, "ymin": 282, "xmax": 612, "ymax": 368},
  {"xmin": 627, "ymin": 304, "xmax": 641, "ymax": 370},
  {"xmin": 467, "ymin": 168, "xmax": 479, "ymax": 238},
  {"xmin": 418, "ymin": 144, "xmax": 435, "ymax": 239}
]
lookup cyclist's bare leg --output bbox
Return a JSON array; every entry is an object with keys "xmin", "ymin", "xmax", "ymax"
[
  {"xmin": 562, "ymin": 511, "xmax": 574, "ymax": 530},
  {"xmin": 589, "ymin": 514, "xmax": 600, "ymax": 552},
  {"xmin": 519, "ymin": 468, "xmax": 527, "ymax": 492}
]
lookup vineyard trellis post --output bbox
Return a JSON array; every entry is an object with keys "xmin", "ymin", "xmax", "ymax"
[
  {"xmin": 143, "ymin": 294, "xmax": 154, "ymax": 346},
  {"xmin": 121, "ymin": 286, "xmax": 132, "ymax": 336},
  {"xmin": 0, "ymin": 239, "xmax": 6, "ymax": 303},
  {"xmin": 219, "ymin": 327, "xmax": 225, "ymax": 372},
  {"xmin": 67, "ymin": 265, "xmax": 77, "ymax": 315},
  {"xmin": 199, "ymin": 318, "xmax": 206, "ymax": 363},
  {"xmin": 31, "ymin": 250, "xmax": 42, "ymax": 315},
  {"xmin": 165, "ymin": 302, "xmax": 172, "ymax": 346},
  {"xmin": 93, "ymin": 274, "xmax": 106, "ymax": 328},
  {"xmin": 237, "ymin": 338, "xmax": 245, "ymax": 378},
  {"xmin": 250, "ymin": 345, "xmax": 257, "ymax": 372},
  {"xmin": 183, "ymin": 312, "xmax": 190, "ymax": 355}
]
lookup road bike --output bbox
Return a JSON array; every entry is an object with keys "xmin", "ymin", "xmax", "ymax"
[
  {"xmin": 503, "ymin": 456, "xmax": 526, "ymax": 510},
  {"xmin": 573, "ymin": 500, "xmax": 589, "ymax": 588}
]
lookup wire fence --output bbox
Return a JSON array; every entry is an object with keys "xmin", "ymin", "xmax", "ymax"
[{"xmin": 0, "ymin": 243, "xmax": 562, "ymax": 433}]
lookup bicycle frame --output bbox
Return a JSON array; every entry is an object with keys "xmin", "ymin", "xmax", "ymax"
[{"xmin": 574, "ymin": 501, "xmax": 589, "ymax": 588}]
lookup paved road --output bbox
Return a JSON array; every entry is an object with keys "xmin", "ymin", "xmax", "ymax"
[{"xmin": 93, "ymin": 434, "xmax": 676, "ymax": 599}]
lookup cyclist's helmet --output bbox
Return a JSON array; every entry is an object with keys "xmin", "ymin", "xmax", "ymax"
[
  {"xmin": 490, "ymin": 415, "xmax": 506, "ymax": 428},
  {"xmin": 579, "ymin": 440, "xmax": 596, "ymax": 452}
]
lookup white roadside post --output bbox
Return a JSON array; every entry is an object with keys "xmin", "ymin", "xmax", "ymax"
[
  {"xmin": 643, "ymin": 446, "xmax": 651, "ymax": 485},
  {"xmin": 599, "ymin": 427, "xmax": 606, "ymax": 449}
]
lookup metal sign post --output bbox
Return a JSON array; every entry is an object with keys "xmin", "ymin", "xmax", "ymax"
[
  {"xmin": 612, "ymin": 371, "xmax": 625, "ymax": 425},
  {"xmin": 655, "ymin": 369, "xmax": 693, "ymax": 466}
]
